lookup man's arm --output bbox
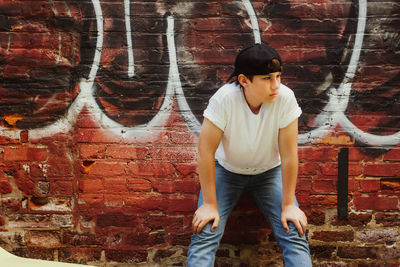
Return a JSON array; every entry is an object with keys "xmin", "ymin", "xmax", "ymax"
[
  {"xmin": 278, "ymin": 118, "xmax": 308, "ymax": 236},
  {"xmin": 192, "ymin": 118, "xmax": 223, "ymax": 234}
]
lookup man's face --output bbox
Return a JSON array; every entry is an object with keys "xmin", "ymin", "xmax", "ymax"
[{"xmin": 245, "ymin": 72, "xmax": 281, "ymax": 104}]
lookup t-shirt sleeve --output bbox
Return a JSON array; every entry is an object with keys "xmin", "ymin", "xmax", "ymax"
[
  {"xmin": 279, "ymin": 90, "xmax": 302, "ymax": 129},
  {"xmin": 203, "ymin": 96, "xmax": 227, "ymax": 132}
]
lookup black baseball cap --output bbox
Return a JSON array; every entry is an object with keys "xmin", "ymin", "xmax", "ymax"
[{"xmin": 226, "ymin": 43, "xmax": 283, "ymax": 82}]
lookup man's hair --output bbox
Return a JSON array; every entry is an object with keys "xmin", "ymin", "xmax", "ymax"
[
  {"xmin": 233, "ymin": 58, "xmax": 282, "ymax": 85},
  {"xmin": 267, "ymin": 59, "xmax": 282, "ymax": 73}
]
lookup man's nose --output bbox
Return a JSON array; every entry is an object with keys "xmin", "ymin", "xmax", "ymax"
[{"xmin": 271, "ymin": 78, "xmax": 280, "ymax": 90}]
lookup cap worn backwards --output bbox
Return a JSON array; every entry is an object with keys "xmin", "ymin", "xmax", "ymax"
[{"xmin": 226, "ymin": 43, "xmax": 283, "ymax": 82}]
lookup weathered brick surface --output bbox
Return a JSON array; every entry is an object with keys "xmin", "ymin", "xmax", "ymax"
[
  {"xmin": 375, "ymin": 213, "xmax": 400, "ymax": 227},
  {"xmin": 337, "ymin": 246, "xmax": 379, "ymax": 259},
  {"xmin": 357, "ymin": 229, "xmax": 399, "ymax": 244},
  {"xmin": 380, "ymin": 246, "xmax": 400, "ymax": 260},
  {"xmin": 0, "ymin": 0, "xmax": 399, "ymax": 266}
]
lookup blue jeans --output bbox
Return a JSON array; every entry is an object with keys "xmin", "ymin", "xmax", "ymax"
[{"xmin": 187, "ymin": 162, "xmax": 311, "ymax": 267}]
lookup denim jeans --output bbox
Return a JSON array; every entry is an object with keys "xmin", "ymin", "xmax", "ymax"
[{"xmin": 187, "ymin": 162, "xmax": 312, "ymax": 267}]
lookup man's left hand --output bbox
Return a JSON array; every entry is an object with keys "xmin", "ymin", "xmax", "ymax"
[{"xmin": 281, "ymin": 204, "xmax": 308, "ymax": 236}]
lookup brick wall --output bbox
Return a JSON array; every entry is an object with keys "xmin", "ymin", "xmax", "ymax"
[{"xmin": 0, "ymin": 0, "xmax": 399, "ymax": 266}]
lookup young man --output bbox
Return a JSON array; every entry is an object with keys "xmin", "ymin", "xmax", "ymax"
[{"xmin": 187, "ymin": 44, "xmax": 312, "ymax": 266}]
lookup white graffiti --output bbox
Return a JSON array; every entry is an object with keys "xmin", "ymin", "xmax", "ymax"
[
  {"xmin": 0, "ymin": 0, "xmax": 399, "ymax": 146},
  {"xmin": 297, "ymin": 0, "xmax": 400, "ymax": 146},
  {"xmin": 125, "ymin": 0, "xmax": 135, "ymax": 78}
]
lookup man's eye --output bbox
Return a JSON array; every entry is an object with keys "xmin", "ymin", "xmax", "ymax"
[{"xmin": 264, "ymin": 77, "xmax": 271, "ymax": 80}]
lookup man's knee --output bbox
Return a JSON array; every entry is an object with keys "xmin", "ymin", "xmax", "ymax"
[{"xmin": 194, "ymin": 221, "xmax": 224, "ymax": 242}]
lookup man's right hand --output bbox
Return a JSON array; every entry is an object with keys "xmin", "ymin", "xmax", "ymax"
[{"xmin": 192, "ymin": 203, "xmax": 220, "ymax": 234}]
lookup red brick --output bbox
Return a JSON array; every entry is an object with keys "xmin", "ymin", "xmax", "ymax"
[
  {"xmin": 46, "ymin": 163, "xmax": 73, "ymax": 177},
  {"xmin": 12, "ymin": 247, "xmax": 54, "ymax": 261},
  {"xmin": 27, "ymin": 147, "xmax": 47, "ymax": 161},
  {"xmin": 3, "ymin": 147, "xmax": 28, "ymax": 161},
  {"xmin": 375, "ymin": 213, "xmax": 400, "ymax": 226},
  {"xmin": 30, "ymin": 164, "xmax": 45, "ymax": 177},
  {"xmin": 320, "ymin": 162, "xmax": 337, "ymax": 175},
  {"xmin": 296, "ymin": 178, "xmax": 312, "ymax": 192},
  {"xmin": 359, "ymin": 179, "xmax": 381, "ymax": 192},
  {"xmin": 127, "ymin": 179, "xmax": 152, "ymax": 192},
  {"xmin": 104, "ymin": 194, "xmax": 124, "ymax": 207},
  {"xmin": 320, "ymin": 162, "xmax": 362, "ymax": 176},
  {"xmin": 152, "ymin": 180, "xmax": 175, "ymax": 193},
  {"xmin": 153, "ymin": 147, "xmax": 197, "ymax": 162},
  {"xmin": 105, "ymin": 249, "xmax": 147, "ymax": 263},
  {"xmin": 28, "ymin": 231, "xmax": 61, "ymax": 248},
  {"xmin": 310, "ymin": 245, "xmax": 336, "ymax": 259},
  {"xmin": 381, "ymin": 178, "xmax": 400, "ymax": 191},
  {"xmin": 87, "ymin": 161, "xmax": 126, "ymax": 176},
  {"xmin": 309, "ymin": 195, "xmax": 337, "ymax": 207},
  {"xmin": 337, "ymin": 246, "xmax": 378, "ymax": 259},
  {"xmin": 78, "ymin": 193, "xmax": 104, "ymax": 207},
  {"xmin": 348, "ymin": 177, "xmax": 357, "ymax": 192},
  {"xmin": 158, "ymin": 217, "xmax": 184, "ymax": 233},
  {"xmin": 168, "ymin": 131, "xmax": 197, "ymax": 145},
  {"xmin": 354, "ymin": 195, "xmax": 398, "ymax": 210},
  {"xmin": 59, "ymin": 248, "xmax": 102, "ymax": 263},
  {"xmin": 104, "ymin": 178, "xmax": 128, "ymax": 194},
  {"xmin": 349, "ymin": 163, "xmax": 363, "ymax": 176},
  {"xmin": 97, "ymin": 212, "xmax": 136, "ymax": 228},
  {"xmin": 364, "ymin": 163, "xmax": 400, "ymax": 177},
  {"xmin": 295, "ymin": 193, "xmax": 311, "ymax": 205},
  {"xmin": 175, "ymin": 164, "xmax": 197, "ymax": 176},
  {"xmin": 79, "ymin": 179, "xmax": 103, "ymax": 193},
  {"xmin": 125, "ymin": 232, "xmax": 152, "ymax": 246},
  {"xmin": 79, "ymin": 144, "xmax": 106, "ymax": 159},
  {"xmin": 383, "ymin": 149, "xmax": 400, "ymax": 161},
  {"xmin": 298, "ymin": 146, "xmax": 337, "ymax": 162},
  {"xmin": 125, "ymin": 194, "xmax": 167, "ymax": 210},
  {"xmin": 127, "ymin": 161, "xmax": 175, "ymax": 177},
  {"xmin": 168, "ymin": 195, "xmax": 197, "ymax": 212},
  {"xmin": 63, "ymin": 231, "xmax": 100, "ymax": 246},
  {"xmin": 312, "ymin": 179, "xmax": 336, "ymax": 194},
  {"xmin": 298, "ymin": 162, "xmax": 320, "ymax": 175},
  {"xmin": 170, "ymin": 231, "xmax": 192, "ymax": 246},
  {"xmin": 52, "ymin": 181, "xmax": 73, "ymax": 196},
  {"xmin": 106, "ymin": 145, "xmax": 138, "ymax": 159},
  {"xmin": 175, "ymin": 180, "xmax": 200, "ymax": 193},
  {"xmin": 303, "ymin": 209, "xmax": 325, "ymax": 226},
  {"xmin": 75, "ymin": 129, "xmax": 122, "ymax": 143},
  {"xmin": 349, "ymin": 147, "xmax": 380, "ymax": 161},
  {"xmin": 380, "ymin": 246, "xmax": 400, "ymax": 261},
  {"xmin": 14, "ymin": 168, "xmax": 35, "ymax": 195},
  {"xmin": 312, "ymin": 231, "xmax": 354, "ymax": 242},
  {"xmin": 330, "ymin": 212, "xmax": 372, "ymax": 227},
  {"xmin": 0, "ymin": 181, "xmax": 12, "ymax": 194}
]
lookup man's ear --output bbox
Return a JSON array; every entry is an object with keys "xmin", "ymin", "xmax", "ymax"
[{"xmin": 238, "ymin": 74, "xmax": 248, "ymax": 87}]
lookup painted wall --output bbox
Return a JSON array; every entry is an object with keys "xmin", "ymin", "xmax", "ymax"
[{"xmin": 0, "ymin": 0, "xmax": 399, "ymax": 266}]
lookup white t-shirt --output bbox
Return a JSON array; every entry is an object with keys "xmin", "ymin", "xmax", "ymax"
[{"xmin": 203, "ymin": 82, "xmax": 302, "ymax": 175}]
